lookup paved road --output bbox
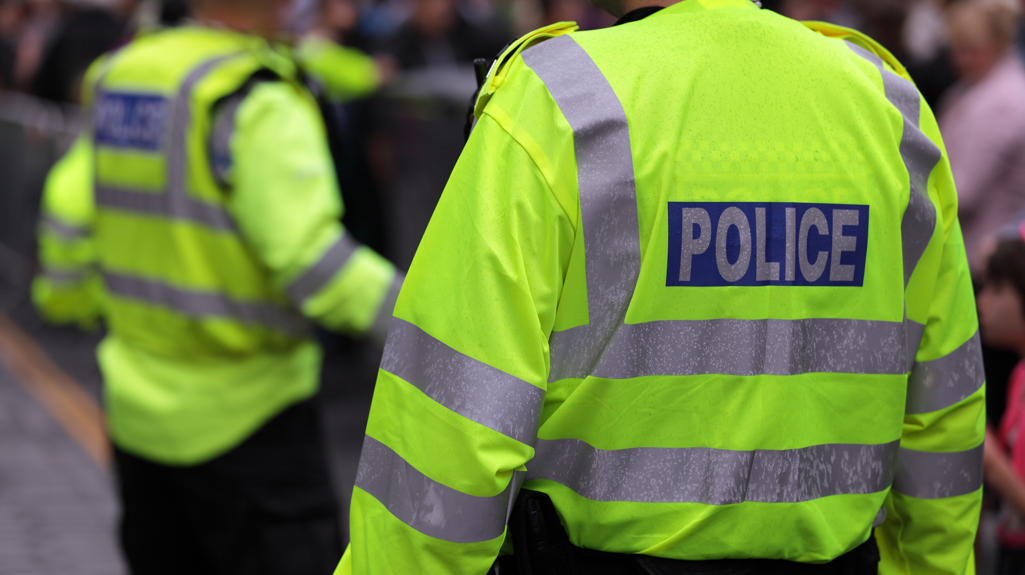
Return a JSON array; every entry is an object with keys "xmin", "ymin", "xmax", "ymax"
[
  {"xmin": 0, "ymin": 296, "xmax": 380, "ymax": 574},
  {"xmin": 0, "ymin": 361, "xmax": 125, "ymax": 575}
]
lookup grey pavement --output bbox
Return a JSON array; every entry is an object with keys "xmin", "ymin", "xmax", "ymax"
[
  {"xmin": 0, "ymin": 296, "xmax": 379, "ymax": 573},
  {"xmin": 0, "ymin": 361, "xmax": 125, "ymax": 575}
]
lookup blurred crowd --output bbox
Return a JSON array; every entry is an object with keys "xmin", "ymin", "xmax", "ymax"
[{"xmin": 8, "ymin": 0, "xmax": 1025, "ymax": 573}]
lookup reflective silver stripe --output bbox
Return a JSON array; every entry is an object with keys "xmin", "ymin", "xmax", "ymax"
[
  {"xmin": 355, "ymin": 435, "xmax": 512, "ymax": 544},
  {"xmin": 103, "ymin": 271, "xmax": 309, "ymax": 336},
  {"xmin": 381, "ymin": 318, "xmax": 544, "ymax": 445},
  {"xmin": 41, "ymin": 216, "xmax": 89, "ymax": 241},
  {"xmin": 285, "ymin": 234, "xmax": 360, "ymax": 305},
  {"xmin": 94, "ymin": 54, "xmax": 242, "ymax": 231},
  {"xmin": 95, "ymin": 184, "xmax": 235, "ymax": 231},
  {"xmin": 845, "ymin": 42, "xmax": 939, "ymax": 288},
  {"xmin": 367, "ymin": 272, "xmax": 403, "ymax": 349},
  {"xmin": 906, "ymin": 331, "xmax": 984, "ymax": 414},
  {"xmin": 892, "ymin": 444, "xmax": 983, "ymax": 499},
  {"xmin": 570, "ymin": 317, "xmax": 908, "ymax": 379},
  {"xmin": 522, "ymin": 36, "xmax": 642, "ymax": 383},
  {"xmin": 43, "ymin": 268, "xmax": 87, "ymax": 286},
  {"xmin": 527, "ymin": 437, "xmax": 900, "ymax": 504}
]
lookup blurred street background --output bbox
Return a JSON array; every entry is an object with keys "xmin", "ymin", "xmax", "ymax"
[{"xmin": 0, "ymin": 0, "xmax": 1022, "ymax": 573}]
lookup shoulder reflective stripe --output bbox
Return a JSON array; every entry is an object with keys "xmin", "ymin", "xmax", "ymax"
[
  {"xmin": 41, "ymin": 216, "xmax": 89, "ymax": 241},
  {"xmin": 527, "ymin": 437, "xmax": 899, "ymax": 504},
  {"xmin": 522, "ymin": 36, "xmax": 642, "ymax": 383},
  {"xmin": 906, "ymin": 330, "xmax": 984, "ymax": 414},
  {"xmin": 845, "ymin": 42, "xmax": 939, "ymax": 288},
  {"xmin": 103, "ymin": 271, "xmax": 309, "ymax": 336},
  {"xmin": 285, "ymin": 234, "xmax": 360, "ymax": 306},
  {"xmin": 209, "ymin": 89, "xmax": 249, "ymax": 188},
  {"xmin": 367, "ymin": 273, "xmax": 403, "ymax": 349},
  {"xmin": 572, "ymin": 318, "xmax": 907, "ymax": 379},
  {"xmin": 380, "ymin": 318, "xmax": 544, "ymax": 445},
  {"xmin": 906, "ymin": 316, "xmax": 925, "ymax": 372},
  {"xmin": 892, "ymin": 444, "xmax": 983, "ymax": 499},
  {"xmin": 43, "ymin": 268, "xmax": 87, "ymax": 286},
  {"xmin": 165, "ymin": 54, "xmax": 242, "ymax": 229},
  {"xmin": 95, "ymin": 184, "xmax": 236, "ymax": 231},
  {"xmin": 355, "ymin": 435, "xmax": 512, "ymax": 544}
]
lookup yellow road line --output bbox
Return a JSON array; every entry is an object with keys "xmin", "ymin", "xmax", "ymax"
[{"xmin": 0, "ymin": 314, "xmax": 110, "ymax": 469}]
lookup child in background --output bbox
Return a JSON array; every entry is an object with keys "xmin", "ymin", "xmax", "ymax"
[{"xmin": 978, "ymin": 233, "xmax": 1025, "ymax": 574}]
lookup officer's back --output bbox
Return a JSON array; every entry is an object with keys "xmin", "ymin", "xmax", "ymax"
[{"xmin": 340, "ymin": 1, "xmax": 984, "ymax": 573}]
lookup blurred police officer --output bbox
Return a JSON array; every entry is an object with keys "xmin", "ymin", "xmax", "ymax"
[
  {"xmin": 339, "ymin": 0, "xmax": 984, "ymax": 574},
  {"xmin": 33, "ymin": 0, "xmax": 402, "ymax": 573}
]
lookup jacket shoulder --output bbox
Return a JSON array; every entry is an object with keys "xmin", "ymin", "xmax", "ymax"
[
  {"xmin": 473, "ymin": 21, "xmax": 578, "ymax": 119},
  {"xmin": 801, "ymin": 21, "xmax": 912, "ymax": 82}
]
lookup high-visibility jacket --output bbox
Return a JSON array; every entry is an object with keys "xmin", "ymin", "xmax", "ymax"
[
  {"xmin": 296, "ymin": 36, "xmax": 382, "ymax": 102},
  {"xmin": 34, "ymin": 26, "xmax": 402, "ymax": 466},
  {"xmin": 340, "ymin": 1, "xmax": 984, "ymax": 574}
]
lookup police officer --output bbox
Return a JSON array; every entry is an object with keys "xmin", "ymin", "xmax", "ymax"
[
  {"xmin": 339, "ymin": 0, "xmax": 984, "ymax": 574},
  {"xmin": 33, "ymin": 0, "xmax": 402, "ymax": 572}
]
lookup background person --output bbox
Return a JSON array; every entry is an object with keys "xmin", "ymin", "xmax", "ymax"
[
  {"xmin": 938, "ymin": 0, "xmax": 1025, "ymax": 273},
  {"xmin": 32, "ymin": 0, "xmax": 402, "ymax": 572}
]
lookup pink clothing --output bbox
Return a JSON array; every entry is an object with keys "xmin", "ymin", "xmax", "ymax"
[
  {"xmin": 939, "ymin": 53, "xmax": 1025, "ymax": 271},
  {"xmin": 998, "ymin": 362, "xmax": 1025, "ymax": 546}
]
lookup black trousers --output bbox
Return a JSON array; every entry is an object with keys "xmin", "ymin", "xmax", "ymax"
[{"xmin": 114, "ymin": 399, "xmax": 342, "ymax": 575}]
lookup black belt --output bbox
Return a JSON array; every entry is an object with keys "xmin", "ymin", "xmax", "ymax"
[{"xmin": 493, "ymin": 490, "xmax": 879, "ymax": 575}]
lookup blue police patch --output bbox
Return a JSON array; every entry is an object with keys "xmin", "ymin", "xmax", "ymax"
[
  {"xmin": 94, "ymin": 93, "xmax": 169, "ymax": 152},
  {"xmin": 667, "ymin": 202, "xmax": 870, "ymax": 287}
]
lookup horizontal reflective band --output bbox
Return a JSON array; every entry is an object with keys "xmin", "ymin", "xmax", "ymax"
[
  {"xmin": 551, "ymin": 317, "xmax": 908, "ymax": 381},
  {"xmin": 906, "ymin": 331, "xmax": 984, "ymax": 414},
  {"xmin": 367, "ymin": 273, "xmax": 403, "ymax": 349},
  {"xmin": 355, "ymin": 435, "xmax": 512, "ymax": 543},
  {"xmin": 528, "ymin": 437, "xmax": 899, "ymax": 504},
  {"xmin": 41, "ymin": 216, "xmax": 89, "ymax": 241},
  {"xmin": 845, "ymin": 42, "xmax": 938, "ymax": 287},
  {"xmin": 381, "ymin": 318, "xmax": 544, "ymax": 445},
  {"xmin": 95, "ymin": 185, "xmax": 236, "ymax": 232},
  {"xmin": 285, "ymin": 234, "xmax": 360, "ymax": 306},
  {"xmin": 42, "ymin": 268, "xmax": 87, "ymax": 286},
  {"xmin": 892, "ymin": 444, "xmax": 983, "ymax": 499},
  {"xmin": 103, "ymin": 271, "xmax": 309, "ymax": 336}
]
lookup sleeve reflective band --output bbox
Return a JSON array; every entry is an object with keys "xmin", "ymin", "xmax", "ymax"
[
  {"xmin": 906, "ymin": 331, "xmax": 984, "ymax": 415},
  {"xmin": 41, "ymin": 215, "xmax": 89, "ymax": 242},
  {"xmin": 285, "ymin": 233, "xmax": 359, "ymax": 306},
  {"xmin": 42, "ymin": 268, "xmax": 88, "ymax": 286},
  {"xmin": 355, "ymin": 435, "xmax": 514, "ymax": 544},
  {"xmin": 380, "ymin": 318, "xmax": 544, "ymax": 445},
  {"xmin": 892, "ymin": 444, "xmax": 983, "ymax": 499}
]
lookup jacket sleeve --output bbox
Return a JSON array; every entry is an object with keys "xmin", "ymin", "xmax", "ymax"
[
  {"xmin": 876, "ymin": 87, "xmax": 985, "ymax": 575},
  {"xmin": 295, "ymin": 37, "xmax": 382, "ymax": 102},
  {"xmin": 227, "ymin": 81, "xmax": 401, "ymax": 345},
  {"xmin": 32, "ymin": 135, "xmax": 103, "ymax": 329},
  {"xmin": 336, "ymin": 110, "xmax": 576, "ymax": 574}
]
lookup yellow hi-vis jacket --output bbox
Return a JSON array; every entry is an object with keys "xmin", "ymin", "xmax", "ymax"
[
  {"xmin": 341, "ymin": 1, "xmax": 984, "ymax": 573},
  {"xmin": 34, "ymin": 26, "xmax": 402, "ymax": 466}
]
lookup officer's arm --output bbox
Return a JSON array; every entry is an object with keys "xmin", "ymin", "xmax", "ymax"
[
  {"xmin": 877, "ymin": 96, "xmax": 985, "ymax": 575},
  {"xmin": 337, "ymin": 111, "xmax": 575, "ymax": 575},
  {"xmin": 32, "ymin": 135, "xmax": 103, "ymax": 329},
  {"xmin": 296, "ymin": 37, "xmax": 383, "ymax": 102},
  {"xmin": 227, "ymin": 81, "xmax": 401, "ymax": 345}
]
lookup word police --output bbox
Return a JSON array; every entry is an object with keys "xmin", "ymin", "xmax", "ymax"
[{"xmin": 667, "ymin": 202, "xmax": 870, "ymax": 287}]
